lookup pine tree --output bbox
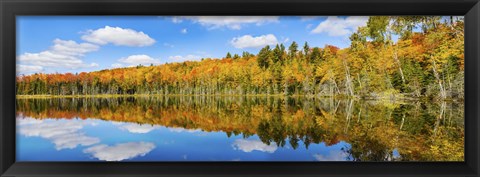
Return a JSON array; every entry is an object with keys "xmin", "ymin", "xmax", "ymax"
[
  {"xmin": 288, "ymin": 41, "xmax": 298, "ymax": 60},
  {"xmin": 257, "ymin": 45, "xmax": 271, "ymax": 69},
  {"xmin": 303, "ymin": 42, "xmax": 310, "ymax": 56},
  {"xmin": 233, "ymin": 54, "xmax": 240, "ymax": 59},
  {"xmin": 310, "ymin": 47, "xmax": 322, "ymax": 64}
]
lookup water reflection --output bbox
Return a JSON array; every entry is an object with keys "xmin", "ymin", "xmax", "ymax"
[
  {"xmin": 117, "ymin": 123, "xmax": 159, "ymax": 134},
  {"xmin": 17, "ymin": 116, "xmax": 100, "ymax": 150},
  {"xmin": 16, "ymin": 96, "xmax": 464, "ymax": 161},
  {"xmin": 313, "ymin": 150, "xmax": 349, "ymax": 161},
  {"xmin": 232, "ymin": 139, "xmax": 277, "ymax": 153},
  {"xmin": 83, "ymin": 142, "xmax": 156, "ymax": 161}
]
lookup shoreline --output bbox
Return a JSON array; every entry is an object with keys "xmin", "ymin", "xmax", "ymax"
[{"xmin": 15, "ymin": 94, "xmax": 463, "ymax": 103}]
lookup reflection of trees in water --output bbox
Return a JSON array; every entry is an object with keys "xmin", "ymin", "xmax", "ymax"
[{"xmin": 16, "ymin": 96, "xmax": 463, "ymax": 161}]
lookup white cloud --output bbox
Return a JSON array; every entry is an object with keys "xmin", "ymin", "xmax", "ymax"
[
  {"xmin": 172, "ymin": 16, "xmax": 279, "ymax": 30},
  {"xmin": 311, "ymin": 16, "xmax": 368, "ymax": 36},
  {"xmin": 16, "ymin": 115, "xmax": 43, "ymax": 125},
  {"xmin": 50, "ymin": 39, "xmax": 100, "ymax": 56},
  {"xmin": 168, "ymin": 55, "xmax": 202, "ymax": 62},
  {"xmin": 181, "ymin": 28, "xmax": 188, "ymax": 34},
  {"xmin": 17, "ymin": 117, "xmax": 100, "ymax": 150},
  {"xmin": 16, "ymin": 65, "xmax": 43, "ymax": 74},
  {"xmin": 230, "ymin": 34, "xmax": 279, "ymax": 49},
  {"xmin": 81, "ymin": 26, "xmax": 155, "ymax": 47},
  {"xmin": 171, "ymin": 17, "xmax": 183, "ymax": 24},
  {"xmin": 17, "ymin": 39, "xmax": 99, "ymax": 70},
  {"xmin": 84, "ymin": 142, "xmax": 155, "ymax": 161},
  {"xmin": 313, "ymin": 150, "xmax": 349, "ymax": 161},
  {"xmin": 118, "ymin": 123, "xmax": 158, "ymax": 134},
  {"xmin": 232, "ymin": 139, "xmax": 277, "ymax": 153},
  {"xmin": 118, "ymin": 54, "xmax": 161, "ymax": 65}
]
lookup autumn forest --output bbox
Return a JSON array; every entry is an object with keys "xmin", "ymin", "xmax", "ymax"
[{"xmin": 16, "ymin": 16, "xmax": 464, "ymax": 101}]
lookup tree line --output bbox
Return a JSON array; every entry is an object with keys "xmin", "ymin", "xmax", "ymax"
[{"xmin": 16, "ymin": 16, "xmax": 464, "ymax": 100}]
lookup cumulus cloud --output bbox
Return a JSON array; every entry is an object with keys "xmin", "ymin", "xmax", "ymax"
[
  {"xmin": 230, "ymin": 34, "xmax": 279, "ymax": 49},
  {"xmin": 83, "ymin": 142, "xmax": 155, "ymax": 161},
  {"xmin": 118, "ymin": 123, "xmax": 159, "ymax": 134},
  {"xmin": 313, "ymin": 150, "xmax": 349, "ymax": 161},
  {"xmin": 17, "ymin": 39, "xmax": 99, "ymax": 70},
  {"xmin": 311, "ymin": 16, "xmax": 368, "ymax": 36},
  {"xmin": 16, "ymin": 65, "xmax": 43, "ymax": 74},
  {"xmin": 16, "ymin": 115, "xmax": 43, "ymax": 125},
  {"xmin": 232, "ymin": 139, "xmax": 277, "ymax": 153},
  {"xmin": 168, "ymin": 55, "xmax": 202, "ymax": 62},
  {"xmin": 172, "ymin": 16, "xmax": 279, "ymax": 30},
  {"xmin": 50, "ymin": 39, "xmax": 100, "ymax": 56},
  {"xmin": 118, "ymin": 54, "xmax": 161, "ymax": 65},
  {"xmin": 81, "ymin": 26, "xmax": 156, "ymax": 47},
  {"xmin": 17, "ymin": 117, "xmax": 100, "ymax": 150}
]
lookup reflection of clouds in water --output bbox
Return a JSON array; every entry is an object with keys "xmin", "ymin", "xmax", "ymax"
[
  {"xmin": 17, "ymin": 117, "xmax": 100, "ymax": 150},
  {"xmin": 115, "ymin": 122, "xmax": 201, "ymax": 134},
  {"xmin": 18, "ymin": 117, "xmax": 157, "ymax": 161},
  {"xmin": 313, "ymin": 150, "xmax": 349, "ymax": 161},
  {"xmin": 17, "ymin": 116, "xmax": 43, "ymax": 125},
  {"xmin": 232, "ymin": 139, "xmax": 277, "ymax": 153},
  {"xmin": 83, "ymin": 142, "xmax": 155, "ymax": 161},
  {"xmin": 118, "ymin": 123, "xmax": 158, "ymax": 134},
  {"xmin": 168, "ymin": 127, "xmax": 201, "ymax": 133}
]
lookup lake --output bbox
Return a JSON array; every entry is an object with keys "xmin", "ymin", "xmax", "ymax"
[{"xmin": 16, "ymin": 96, "xmax": 464, "ymax": 161}]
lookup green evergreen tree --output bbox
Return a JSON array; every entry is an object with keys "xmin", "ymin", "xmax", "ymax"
[
  {"xmin": 303, "ymin": 42, "xmax": 310, "ymax": 57},
  {"xmin": 310, "ymin": 47, "xmax": 322, "ymax": 64},
  {"xmin": 257, "ymin": 45, "xmax": 271, "ymax": 69},
  {"xmin": 288, "ymin": 41, "xmax": 298, "ymax": 60},
  {"xmin": 233, "ymin": 54, "xmax": 240, "ymax": 59}
]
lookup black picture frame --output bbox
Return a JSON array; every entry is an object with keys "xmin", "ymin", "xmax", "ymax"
[{"xmin": 1, "ymin": 0, "xmax": 479, "ymax": 176}]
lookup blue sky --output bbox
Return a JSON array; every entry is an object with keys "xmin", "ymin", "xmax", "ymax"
[{"xmin": 16, "ymin": 16, "xmax": 370, "ymax": 75}]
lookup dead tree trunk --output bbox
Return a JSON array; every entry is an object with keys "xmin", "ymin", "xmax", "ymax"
[
  {"xmin": 342, "ymin": 55, "xmax": 354, "ymax": 97},
  {"xmin": 432, "ymin": 58, "xmax": 447, "ymax": 99},
  {"xmin": 394, "ymin": 46, "xmax": 405, "ymax": 84}
]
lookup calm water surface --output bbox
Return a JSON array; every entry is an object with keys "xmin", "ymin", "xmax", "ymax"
[{"xmin": 16, "ymin": 96, "xmax": 464, "ymax": 161}]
